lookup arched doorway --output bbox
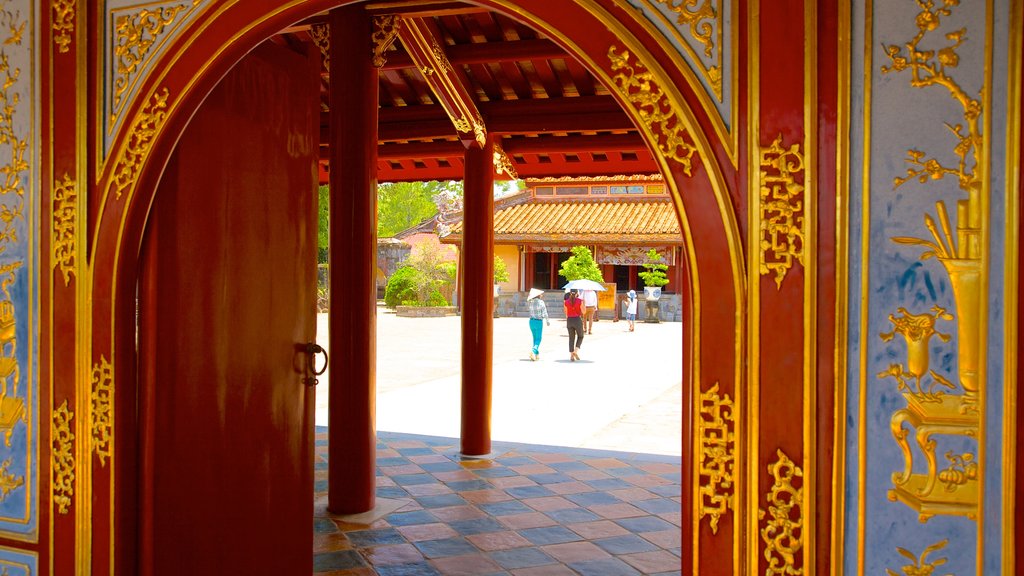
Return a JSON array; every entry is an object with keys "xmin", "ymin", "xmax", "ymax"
[{"xmin": 89, "ymin": 1, "xmax": 743, "ymax": 573}]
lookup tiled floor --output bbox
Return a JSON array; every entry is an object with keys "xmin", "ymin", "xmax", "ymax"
[{"xmin": 313, "ymin": 428, "xmax": 682, "ymax": 575}]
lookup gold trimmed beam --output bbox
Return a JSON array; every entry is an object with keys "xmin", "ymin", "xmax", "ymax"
[{"xmin": 398, "ymin": 17, "xmax": 486, "ymax": 147}]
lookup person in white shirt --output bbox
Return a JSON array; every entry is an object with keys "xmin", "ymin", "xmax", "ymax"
[
  {"xmin": 624, "ymin": 290, "xmax": 638, "ymax": 332},
  {"xmin": 582, "ymin": 289, "xmax": 599, "ymax": 334}
]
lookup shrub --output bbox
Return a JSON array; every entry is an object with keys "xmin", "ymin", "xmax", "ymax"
[
  {"xmin": 384, "ymin": 266, "xmax": 420, "ymax": 308},
  {"xmin": 425, "ymin": 289, "xmax": 448, "ymax": 307}
]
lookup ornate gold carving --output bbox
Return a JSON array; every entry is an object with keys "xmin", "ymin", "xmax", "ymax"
[
  {"xmin": 451, "ymin": 114, "xmax": 470, "ymax": 133},
  {"xmin": 111, "ymin": 87, "xmax": 170, "ymax": 199},
  {"xmin": 470, "ymin": 114, "xmax": 486, "ymax": 148},
  {"xmin": 608, "ymin": 46, "xmax": 697, "ymax": 174},
  {"xmin": 758, "ymin": 134, "xmax": 805, "ymax": 289},
  {"xmin": 758, "ymin": 449, "xmax": 803, "ymax": 575},
  {"xmin": 52, "ymin": 173, "xmax": 77, "ymax": 286},
  {"xmin": 937, "ymin": 450, "xmax": 977, "ymax": 492},
  {"xmin": 52, "ymin": 400, "xmax": 75, "ymax": 514},
  {"xmin": 883, "ymin": 0, "xmax": 983, "ymax": 402},
  {"xmin": 111, "ymin": 4, "xmax": 190, "ymax": 129},
  {"xmin": 878, "ymin": 306, "xmax": 955, "ymax": 401},
  {"xmin": 371, "ymin": 15, "xmax": 400, "ymax": 68},
  {"xmin": 888, "ymin": 394, "xmax": 978, "ymax": 522},
  {"xmin": 92, "ymin": 356, "xmax": 113, "ymax": 467},
  {"xmin": 310, "ymin": 23, "xmax": 329, "ymax": 73},
  {"xmin": 658, "ymin": 0, "xmax": 715, "ymax": 57},
  {"xmin": 697, "ymin": 382, "xmax": 734, "ymax": 534},
  {"xmin": 0, "ymin": 457, "xmax": 22, "ymax": 501},
  {"xmin": 0, "ymin": 263, "xmax": 23, "ymax": 451},
  {"xmin": 492, "ymin": 145, "xmax": 518, "ymax": 180},
  {"xmin": 52, "ymin": 0, "xmax": 75, "ymax": 53},
  {"xmin": 431, "ymin": 39, "xmax": 453, "ymax": 75},
  {"xmin": 880, "ymin": 0, "xmax": 986, "ymax": 526},
  {"xmin": 886, "ymin": 539, "xmax": 951, "ymax": 576}
]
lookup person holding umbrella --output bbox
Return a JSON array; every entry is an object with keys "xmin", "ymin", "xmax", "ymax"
[
  {"xmin": 564, "ymin": 289, "xmax": 585, "ymax": 361},
  {"xmin": 526, "ymin": 288, "xmax": 550, "ymax": 361}
]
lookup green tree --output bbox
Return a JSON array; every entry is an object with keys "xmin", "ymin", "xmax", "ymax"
[
  {"xmin": 405, "ymin": 243, "xmax": 455, "ymax": 304},
  {"xmin": 557, "ymin": 246, "xmax": 604, "ymax": 283},
  {"xmin": 638, "ymin": 248, "xmax": 670, "ymax": 287},
  {"xmin": 493, "ymin": 255, "xmax": 510, "ymax": 283},
  {"xmin": 383, "ymin": 266, "xmax": 419, "ymax": 307},
  {"xmin": 377, "ymin": 181, "xmax": 462, "ymax": 237},
  {"xmin": 318, "ymin": 185, "xmax": 329, "ymax": 263}
]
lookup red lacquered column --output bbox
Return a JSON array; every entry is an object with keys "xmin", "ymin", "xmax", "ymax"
[
  {"xmin": 461, "ymin": 137, "xmax": 495, "ymax": 456},
  {"xmin": 328, "ymin": 5, "xmax": 377, "ymax": 513}
]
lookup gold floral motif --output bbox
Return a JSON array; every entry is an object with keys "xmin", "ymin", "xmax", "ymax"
[
  {"xmin": 697, "ymin": 382, "xmax": 734, "ymax": 534},
  {"xmin": 758, "ymin": 134, "xmax": 805, "ymax": 289},
  {"xmin": 92, "ymin": 356, "xmax": 113, "ymax": 467},
  {"xmin": 608, "ymin": 46, "xmax": 697, "ymax": 174},
  {"xmin": 310, "ymin": 23, "xmax": 329, "ymax": 73},
  {"xmin": 371, "ymin": 15, "xmax": 400, "ymax": 68},
  {"xmin": 52, "ymin": 173, "xmax": 76, "ymax": 286},
  {"xmin": 52, "ymin": 0, "xmax": 75, "ymax": 53},
  {"xmin": 0, "ymin": 457, "xmax": 22, "ymax": 501},
  {"xmin": 885, "ymin": 539, "xmax": 952, "ymax": 576},
  {"xmin": 52, "ymin": 400, "xmax": 75, "ymax": 514},
  {"xmin": 110, "ymin": 4, "xmax": 190, "ymax": 129},
  {"xmin": 471, "ymin": 114, "xmax": 486, "ymax": 148},
  {"xmin": 758, "ymin": 449, "xmax": 803, "ymax": 575},
  {"xmin": 878, "ymin": 306, "xmax": 955, "ymax": 401},
  {"xmin": 111, "ymin": 87, "xmax": 170, "ymax": 199},
  {"xmin": 492, "ymin": 145, "xmax": 518, "ymax": 180}
]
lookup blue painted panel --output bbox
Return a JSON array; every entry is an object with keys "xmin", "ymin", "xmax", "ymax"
[
  {"xmin": 0, "ymin": 546, "xmax": 36, "ymax": 576},
  {"xmin": 0, "ymin": 0, "xmax": 36, "ymax": 541},
  {"xmin": 846, "ymin": 0, "xmax": 1012, "ymax": 573}
]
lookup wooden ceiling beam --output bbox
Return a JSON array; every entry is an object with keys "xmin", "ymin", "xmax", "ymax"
[
  {"xmin": 378, "ymin": 38, "xmax": 565, "ymax": 70},
  {"xmin": 365, "ymin": 133, "xmax": 647, "ymax": 160},
  {"xmin": 397, "ymin": 16, "xmax": 487, "ymax": 147}
]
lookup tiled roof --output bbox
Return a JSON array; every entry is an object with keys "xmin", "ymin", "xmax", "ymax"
[{"xmin": 443, "ymin": 196, "xmax": 682, "ymax": 244}]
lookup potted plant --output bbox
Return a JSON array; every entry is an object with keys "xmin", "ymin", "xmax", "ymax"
[{"xmin": 637, "ymin": 248, "xmax": 670, "ymax": 323}]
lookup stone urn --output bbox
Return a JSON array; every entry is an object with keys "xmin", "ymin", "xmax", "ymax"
[{"xmin": 643, "ymin": 286, "xmax": 662, "ymax": 323}]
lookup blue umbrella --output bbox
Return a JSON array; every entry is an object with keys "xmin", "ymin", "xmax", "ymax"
[{"xmin": 562, "ymin": 279, "xmax": 606, "ymax": 291}]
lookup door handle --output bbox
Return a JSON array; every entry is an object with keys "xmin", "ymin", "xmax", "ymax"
[{"xmin": 304, "ymin": 343, "xmax": 328, "ymax": 387}]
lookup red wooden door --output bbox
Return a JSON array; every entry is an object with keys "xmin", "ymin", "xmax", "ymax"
[{"xmin": 137, "ymin": 42, "xmax": 318, "ymax": 574}]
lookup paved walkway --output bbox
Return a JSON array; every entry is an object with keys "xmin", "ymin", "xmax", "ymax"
[
  {"xmin": 314, "ymin": 307, "xmax": 683, "ymax": 456},
  {"xmin": 312, "ymin": 308, "xmax": 684, "ymax": 575}
]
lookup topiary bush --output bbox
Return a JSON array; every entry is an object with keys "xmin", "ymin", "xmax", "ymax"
[
  {"xmin": 425, "ymin": 289, "xmax": 448, "ymax": 307},
  {"xmin": 384, "ymin": 266, "xmax": 420, "ymax": 308}
]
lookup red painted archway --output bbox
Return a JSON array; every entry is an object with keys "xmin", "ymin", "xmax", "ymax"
[{"xmin": 88, "ymin": 1, "xmax": 744, "ymax": 573}]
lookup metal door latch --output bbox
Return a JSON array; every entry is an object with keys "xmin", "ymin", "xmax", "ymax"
[{"xmin": 304, "ymin": 343, "xmax": 328, "ymax": 386}]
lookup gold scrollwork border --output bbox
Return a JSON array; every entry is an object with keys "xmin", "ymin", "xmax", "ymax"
[
  {"xmin": 52, "ymin": 0, "xmax": 75, "ymax": 54},
  {"xmin": 110, "ymin": 87, "xmax": 170, "ymax": 200},
  {"xmin": 52, "ymin": 401, "xmax": 75, "ymax": 514},
  {"xmin": 608, "ymin": 45, "xmax": 698, "ymax": 175},
  {"xmin": 52, "ymin": 174, "xmax": 76, "ymax": 286},
  {"xmin": 654, "ymin": 0, "xmax": 722, "ymax": 98},
  {"xmin": 758, "ymin": 448, "xmax": 804, "ymax": 575},
  {"xmin": 758, "ymin": 134, "xmax": 806, "ymax": 289},
  {"xmin": 698, "ymin": 382, "xmax": 735, "ymax": 534},
  {"xmin": 91, "ymin": 356, "xmax": 112, "ymax": 467}
]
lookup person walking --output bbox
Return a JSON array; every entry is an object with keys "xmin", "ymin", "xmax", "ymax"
[
  {"xmin": 564, "ymin": 290, "xmax": 585, "ymax": 361},
  {"xmin": 625, "ymin": 289, "xmax": 638, "ymax": 332},
  {"xmin": 526, "ymin": 288, "xmax": 549, "ymax": 361},
  {"xmin": 581, "ymin": 289, "xmax": 598, "ymax": 334}
]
